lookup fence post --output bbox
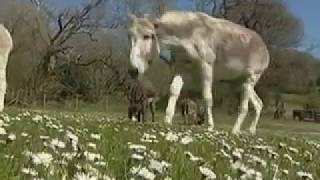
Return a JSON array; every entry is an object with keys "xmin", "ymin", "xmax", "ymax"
[
  {"xmin": 104, "ymin": 96, "xmax": 108, "ymax": 112},
  {"xmin": 75, "ymin": 94, "xmax": 79, "ymax": 111},
  {"xmin": 43, "ymin": 93, "xmax": 47, "ymax": 108}
]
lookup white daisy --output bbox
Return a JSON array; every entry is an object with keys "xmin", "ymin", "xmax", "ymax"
[
  {"xmin": 31, "ymin": 152, "xmax": 53, "ymax": 167},
  {"xmin": 0, "ymin": 127, "xmax": 6, "ymax": 135},
  {"xmin": 137, "ymin": 167, "xmax": 156, "ymax": 180},
  {"xmin": 50, "ymin": 138, "xmax": 66, "ymax": 149},
  {"xmin": 297, "ymin": 171, "xmax": 314, "ymax": 180},
  {"xmin": 199, "ymin": 166, "xmax": 216, "ymax": 179},
  {"xmin": 90, "ymin": 133, "xmax": 101, "ymax": 140},
  {"xmin": 73, "ymin": 172, "xmax": 98, "ymax": 180},
  {"xmin": 148, "ymin": 159, "xmax": 171, "ymax": 174},
  {"xmin": 180, "ymin": 135, "xmax": 193, "ymax": 145},
  {"xmin": 7, "ymin": 133, "xmax": 16, "ymax": 141},
  {"xmin": 131, "ymin": 153, "xmax": 144, "ymax": 161},
  {"xmin": 165, "ymin": 132, "xmax": 179, "ymax": 142},
  {"xmin": 32, "ymin": 115, "xmax": 43, "ymax": 123},
  {"xmin": 21, "ymin": 167, "xmax": 38, "ymax": 176},
  {"xmin": 84, "ymin": 151, "xmax": 103, "ymax": 162},
  {"xmin": 129, "ymin": 144, "xmax": 147, "ymax": 153}
]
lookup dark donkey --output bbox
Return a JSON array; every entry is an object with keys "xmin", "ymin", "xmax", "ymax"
[{"xmin": 124, "ymin": 78, "xmax": 158, "ymax": 122}]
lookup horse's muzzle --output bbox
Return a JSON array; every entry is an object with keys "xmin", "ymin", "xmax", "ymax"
[{"xmin": 128, "ymin": 68, "xmax": 139, "ymax": 79}]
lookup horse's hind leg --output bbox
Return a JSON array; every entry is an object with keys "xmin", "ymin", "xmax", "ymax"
[
  {"xmin": 0, "ymin": 53, "xmax": 8, "ymax": 112},
  {"xmin": 248, "ymin": 75, "xmax": 263, "ymax": 135},
  {"xmin": 232, "ymin": 79, "xmax": 251, "ymax": 135},
  {"xmin": 165, "ymin": 75, "xmax": 184, "ymax": 125},
  {"xmin": 0, "ymin": 69, "xmax": 6, "ymax": 112},
  {"xmin": 149, "ymin": 101, "xmax": 155, "ymax": 122}
]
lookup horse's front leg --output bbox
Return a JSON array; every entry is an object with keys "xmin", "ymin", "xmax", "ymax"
[
  {"xmin": 201, "ymin": 62, "xmax": 214, "ymax": 131},
  {"xmin": 165, "ymin": 75, "xmax": 184, "ymax": 125},
  {"xmin": 0, "ymin": 69, "xmax": 6, "ymax": 112}
]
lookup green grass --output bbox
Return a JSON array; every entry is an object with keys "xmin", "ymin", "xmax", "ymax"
[{"xmin": 0, "ymin": 106, "xmax": 319, "ymax": 180}]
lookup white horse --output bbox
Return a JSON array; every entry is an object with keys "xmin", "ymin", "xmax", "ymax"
[
  {"xmin": 0, "ymin": 24, "xmax": 13, "ymax": 112},
  {"xmin": 127, "ymin": 11, "xmax": 269, "ymax": 135}
]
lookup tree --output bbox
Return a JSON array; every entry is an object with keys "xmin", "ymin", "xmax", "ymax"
[
  {"xmin": 190, "ymin": 0, "xmax": 303, "ymax": 48},
  {"xmin": 25, "ymin": 0, "xmax": 114, "ymax": 94}
]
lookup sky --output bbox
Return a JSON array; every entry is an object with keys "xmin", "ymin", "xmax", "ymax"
[
  {"xmin": 50, "ymin": 0, "xmax": 320, "ymax": 58},
  {"xmin": 286, "ymin": 0, "xmax": 320, "ymax": 58}
]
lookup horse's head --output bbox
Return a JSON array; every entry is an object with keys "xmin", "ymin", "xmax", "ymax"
[{"xmin": 127, "ymin": 13, "xmax": 160, "ymax": 78}]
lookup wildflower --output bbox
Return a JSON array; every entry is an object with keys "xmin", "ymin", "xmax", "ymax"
[
  {"xmin": 1, "ymin": 114, "xmax": 10, "ymax": 122},
  {"xmin": 90, "ymin": 133, "xmax": 101, "ymax": 140},
  {"xmin": 61, "ymin": 152, "xmax": 77, "ymax": 161},
  {"xmin": 231, "ymin": 160, "xmax": 242, "ymax": 172},
  {"xmin": 0, "ymin": 127, "xmax": 6, "ymax": 135},
  {"xmin": 288, "ymin": 147, "xmax": 299, "ymax": 154},
  {"xmin": 95, "ymin": 161, "xmax": 107, "ymax": 167},
  {"xmin": 149, "ymin": 150, "xmax": 161, "ymax": 159},
  {"xmin": 100, "ymin": 175, "xmax": 114, "ymax": 180},
  {"xmin": 185, "ymin": 151, "xmax": 204, "ymax": 163},
  {"xmin": 73, "ymin": 172, "xmax": 98, "ymax": 180},
  {"xmin": 303, "ymin": 151, "xmax": 313, "ymax": 161},
  {"xmin": 283, "ymin": 154, "xmax": 293, "ymax": 162},
  {"xmin": 50, "ymin": 138, "xmax": 66, "ymax": 149},
  {"xmin": 4, "ymin": 154, "xmax": 14, "ymax": 159},
  {"xmin": 199, "ymin": 166, "xmax": 216, "ymax": 179},
  {"xmin": 66, "ymin": 130, "xmax": 79, "ymax": 151},
  {"xmin": 180, "ymin": 135, "xmax": 193, "ymax": 145},
  {"xmin": 247, "ymin": 154, "xmax": 267, "ymax": 168},
  {"xmin": 31, "ymin": 152, "xmax": 53, "ymax": 167},
  {"xmin": 148, "ymin": 159, "xmax": 171, "ymax": 174},
  {"xmin": 221, "ymin": 140, "xmax": 231, "ymax": 150},
  {"xmin": 165, "ymin": 131, "xmax": 178, "ymax": 142},
  {"xmin": 129, "ymin": 144, "xmax": 147, "ymax": 153},
  {"xmin": 84, "ymin": 151, "xmax": 103, "ymax": 162},
  {"xmin": 282, "ymin": 170, "xmax": 289, "ymax": 175},
  {"xmin": 21, "ymin": 132, "xmax": 29, "ymax": 137},
  {"xmin": 137, "ymin": 167, "xmax": 156, "ymax": 180},
  {"xmin": 159, "ymin": 132, "xmax": 166, "ymax": 137},
  {"xmin": 87, "ymin": 142, "xmax": 97, "ymax": 149},
  {"xmin": 130, "ymin": 166, "xmax": 141, "ymax": 174},
  {"xmin": 279, "ymin": 142, "xmax": 287, "ymax": 148},
  {"xmin": 131, "ymin": 153, "xmax": 144, "ymax": 161},
  {"xmin": 232, "ymin": 148, "xmax": 243, "ymax": 161},
  {"xmin": 40, "ymin": 135, "xmax": 50, "ymax": 140},
  {"xmin": 297, "ymin": 171, "xmax": 314, "ymax": 180},
  {"xmin": 66, "ymin": 131, "xmax": 79, "ymax": 143},
  {"xmin": 141, "ymin": 133, "xmax": 158, "ymax": 143},
  {"xmin": 32, "ymin": 115, "xmax": 43, "ymax": 122},
  {"xmin": 8, "ymin": 133, "xmax": 16, "ymax": 141},
  {"xmin": 21, "ymin": 168, "xmax": 38, "ymax": 176}
]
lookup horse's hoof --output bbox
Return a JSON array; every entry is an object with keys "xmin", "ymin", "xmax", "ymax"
[
  {"xmin": 248, "ymin": 127, "xmax": 257, "ymax": 136},
  {"xmin": 164, "ymin": 120, "xmax": 172, "ymax": 125},
  {"xmin": 207, "ymin": 126, "xmax": 214, "ymax": 132},
  {"xmin": 231, "ymin": 129, "xmax": 241, "ymax": 135}
]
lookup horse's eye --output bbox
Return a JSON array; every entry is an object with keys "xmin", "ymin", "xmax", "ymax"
[{"xmin": 143, "ymin": 35, "xmax": 151, "ymax": 40}]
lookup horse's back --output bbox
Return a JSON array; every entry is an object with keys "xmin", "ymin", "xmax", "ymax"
[
  {"xmin": 0, "ymin": 24, "xmax": 13, "ymax": 53},
  {"xmin": 159, "ymin": 11, "xmax": 269, "ymax": 80}
]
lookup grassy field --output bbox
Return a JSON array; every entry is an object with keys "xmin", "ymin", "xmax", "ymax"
[{"xmin": 0, "ymin": 106, "xmax": 319, "ymax": 180}]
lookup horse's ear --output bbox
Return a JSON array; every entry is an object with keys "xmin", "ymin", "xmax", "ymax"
[
  {"xmin": 151, "ymin": 18, "xmax": 160, "ymax": 29},
  {"xmin": 128, "ymin": 13, "xmax": 137, "ymax": 23}
]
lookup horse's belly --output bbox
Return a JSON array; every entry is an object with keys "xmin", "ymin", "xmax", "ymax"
[{"xmin": 214, "ymin": 58, "xmax": 247, "ymax": 81}]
